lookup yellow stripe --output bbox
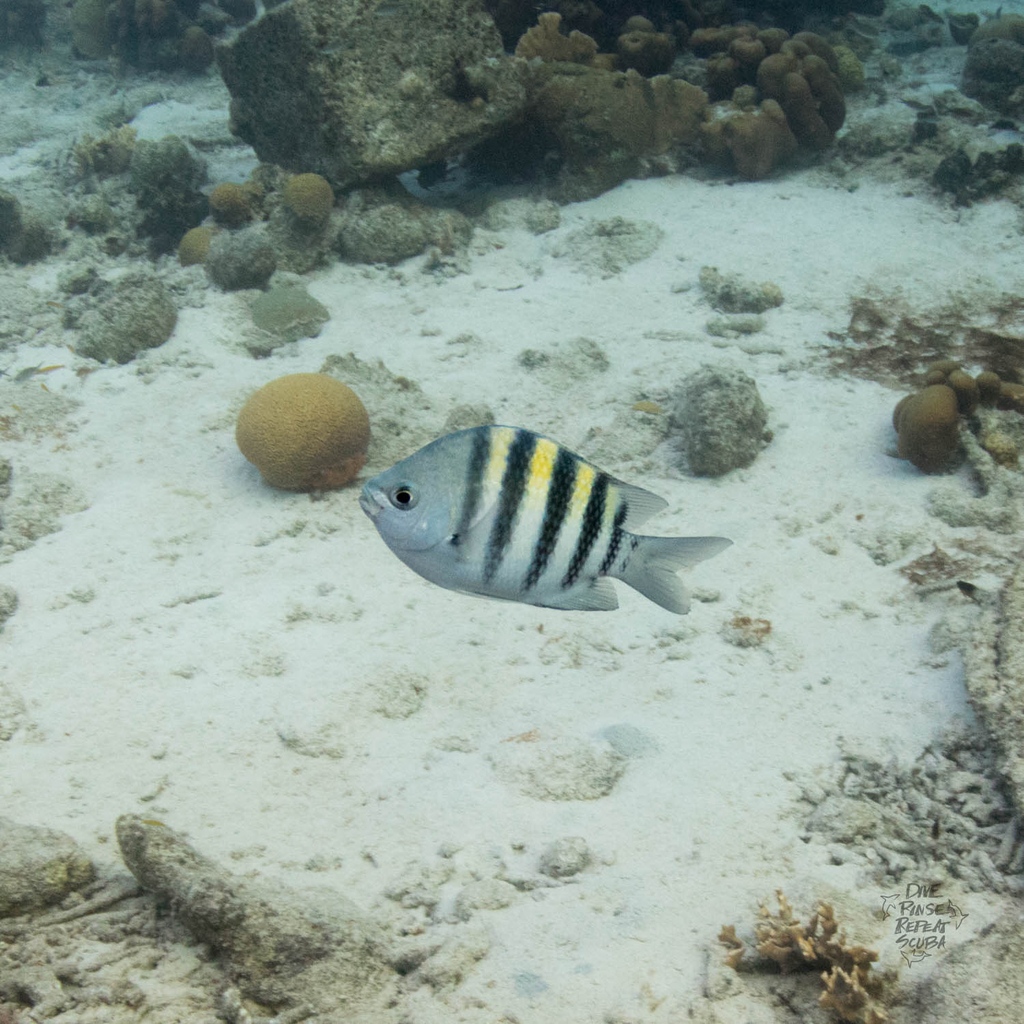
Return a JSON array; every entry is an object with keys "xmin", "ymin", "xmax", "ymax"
[
  {"xmin": 566, "ymin": 461, "xmax": 595, "ymax": 528},
  {"xmin": 522, "ymin": 437, "xmax": 558, "ymax": 513}
]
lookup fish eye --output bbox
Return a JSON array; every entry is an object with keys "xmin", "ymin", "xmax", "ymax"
[{"xmin": 389, "ymin": 485, "xmax": 417, "ymax": 510}]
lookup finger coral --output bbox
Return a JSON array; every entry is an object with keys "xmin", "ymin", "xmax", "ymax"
[
  {"xmin": 693, "ymin": 26, "xmax": 845, "ymax": 177},
  {"xmin": 616, "ymin": 16, "xmax": 676, "ymax": 76},
  {"xmin": 702, "ymin": 98, "xmax": 798, "ymax": 180},
  {"xmin": 756, "ymin": 34, "xmax": 845, "ymax": 150},
  {"xmin": 235, "ymin": 373, "xmax": 370, "ymax": 490}
]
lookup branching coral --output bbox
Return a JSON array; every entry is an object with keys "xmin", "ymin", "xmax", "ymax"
[{"xmin": 720, "ymin": 890, "xmax": 888, "ymax": 1024}]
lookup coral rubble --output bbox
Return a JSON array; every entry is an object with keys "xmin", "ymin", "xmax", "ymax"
[{"xmin": 961, "ymin": 564, "xmax": 1024, "ymax": 822}]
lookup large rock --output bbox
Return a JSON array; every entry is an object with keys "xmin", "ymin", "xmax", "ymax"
[
  {"xmin": 0, "ymin": 818, "xmax": 94, "ymax": 917},
  {"xmin": 216, "ymin": 0, "xmax": 529, "ymax": 189},
  {"xmin": 116, "ymin": 815, "xmax": 400, "ymax": 1019}
]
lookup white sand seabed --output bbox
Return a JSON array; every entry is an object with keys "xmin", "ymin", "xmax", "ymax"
[{"xmin": 0, "ymin": 76, "xmax": 1021, "ymax": 1020}]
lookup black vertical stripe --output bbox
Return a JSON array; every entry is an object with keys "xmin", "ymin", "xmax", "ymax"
[
  {"xmin": 483, "ymin": 429, "xmax": 536, "ymax": 581},
  {"xmin": 452, "ymin": 427, "xmax": 490, "ymax": 547},
  {"xmin": 523, "ymin": 445, "xmax": 577, "ymax": 590},
  {"xmin": 598, "ymin": 498, "xmax": 628, "ymax": 575},
  {"xmin": 562, "ymin": 472, "xmax": 609, "ymax": 588}
]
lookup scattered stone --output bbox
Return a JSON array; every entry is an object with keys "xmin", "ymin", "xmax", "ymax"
[
  {"xmin": 413, "ymin": 926, "xmax": 490, "ymax": 991},
  {"xmin": 338, "ymin": 187, "xmax": 472, "ymax": 265},
  {"xmin": 0, "ymin": 680, "xmax": 27, "ymax": 741},
  {"xmin": 478, "ymin": 197, "xmax": 561, "ymax": 234},
  {"xmin": 76, "ymin": 273, "xmax": 177, "ymax": 364},
  {"xmin": 453, "ymin": 878, "xmax": 517, "ymax": 920},
  {"xmin": 670, "ymin": 365, "xmax": 771, "ymax": 476},
  {"xmin": 489, "ymin": 735, "xmax": 626, "ymax": 801},
  {"xmin": 699, "ymin": 266, "xmax": 784, "ymax": 314},
  {"xmin": 927, "ymin": 428, "xmax": 1024, "ymax": 534},
  {"xmin": 369, "ymin": 672, "xmax": 427, "ymax": 719},
  {"xmin": 0, "ymin": 472, "xmax": 89, "ymax": 556},
  {"xmin": 539, "ymin": 836, "xmax": 591, "ymax": 878},
  {"xmin": 0, "ymin": 818, "xmax": 95, "ymax": 917},
  {"xmin": 706, "ymin": 313, "xmax": 766, "ymax": 336},
  {"xmin": 551, "ymin": 216, "xmax": 664, "ymax": 277},
  {"xmin": 248, "ymin": 283, "xmax": 330, "ymax": 354},
  {"xmin": 205, "ymin": 224, "xmax": 277, "ymax": 291},
  {"xmin": 800, "ymin": 729, "xmax": 1021, "ymax": 895}
]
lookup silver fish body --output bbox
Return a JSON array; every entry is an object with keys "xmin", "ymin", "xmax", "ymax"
[{"xmin": 359, "ymin": 425, "xmax": 730, "ymax": 612}]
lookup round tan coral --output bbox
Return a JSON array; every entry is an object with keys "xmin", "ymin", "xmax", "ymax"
[
  {"xmin": 236, "ymin": 373, "xmax": 370, "ymax": 490},
  {"xmin": 178, "ymin": 225, "xmax": 215, "ymax": 266},
  {"xmin": 893, "ymin": 384, "xmax": 961, "ymax": 473},
  {"xmin": 208, "ymin": 182, "xmax": 254, "ymax": 228},
  {"xmin": 282, "ymin": 173, "xmax": 334, "ymax": 224}
]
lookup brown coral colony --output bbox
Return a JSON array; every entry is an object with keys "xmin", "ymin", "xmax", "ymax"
[
  {"xmin": 513, "ymin": 14, "xmax": 848, "ymax": 181},
  {"xmin": 892, "ymin": 362, "xmax": 1024, "ymax": 473}
]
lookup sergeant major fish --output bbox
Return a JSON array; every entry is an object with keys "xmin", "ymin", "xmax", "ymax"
[{"xmin": 359, "ymin": 425, "xmax": 731, "ymax": 612}]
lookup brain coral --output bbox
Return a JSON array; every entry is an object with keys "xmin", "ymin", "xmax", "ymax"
[
  {"xmin": 208, "ymin": 182, "xmax": 255, "ymax": 228},
  {"xmin": 282, "ymin": 173, "xmax": 335, "ymax": 224},
  {"xmin": 235, "ymin": 373, "xmax": 370, "ymax": 490},
  {"xmin": 177, "ymin": 225, "xmax": 215, "ymax": 266},
  {"xmin": 893, "ymin": 384, "xmax": 961, "ymax": 473}
]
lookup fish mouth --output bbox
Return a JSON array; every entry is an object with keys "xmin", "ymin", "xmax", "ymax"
[{"xmin": 359, "ymin": 486, "xmax": 383, "ymax": 519}]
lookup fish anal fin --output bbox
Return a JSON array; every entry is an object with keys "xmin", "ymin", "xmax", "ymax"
[{"xmin": 538, "ymin": 578, "xmax": 619, "ymax": 611}]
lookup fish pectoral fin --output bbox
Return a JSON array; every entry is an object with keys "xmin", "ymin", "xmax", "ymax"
[
  {"xmin": 449, "ymin": 501, "xmax": 502, "ymax": 558},
  {"xmin": 536, "ymin": 578, "xmax": 619, "ymax": 611}
]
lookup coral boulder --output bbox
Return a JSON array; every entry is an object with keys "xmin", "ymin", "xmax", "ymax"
[
  {"xmin": 217, "ymin": 0, "xmax": 529, "ymax": 190},
  {"xmin": 236, "ymin": 373, "xmax": 370, "ymax": 490}
]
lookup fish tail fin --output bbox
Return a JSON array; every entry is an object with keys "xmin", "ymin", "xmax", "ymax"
[{"xmin": 615, "ymin": 535, "xmax": 731, "ymax": 613}]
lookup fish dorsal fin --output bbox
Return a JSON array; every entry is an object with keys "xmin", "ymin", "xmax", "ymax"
[{"xmin": 612, "ymin": 479, "xmax": 668, "ymax": 531}]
